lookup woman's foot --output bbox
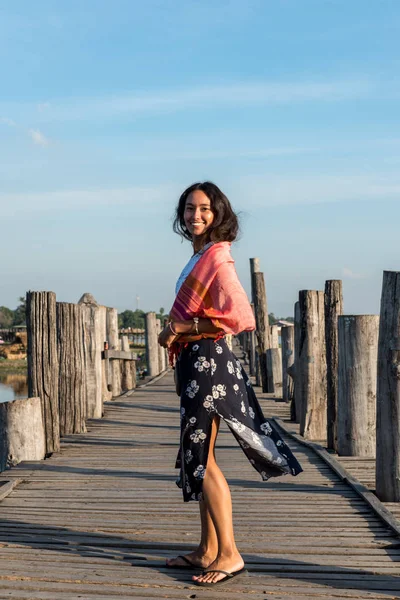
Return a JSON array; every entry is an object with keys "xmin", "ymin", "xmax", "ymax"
[
  {"xmin": 192, "ymin": 552, "xmax": 245, "ymax": 584},
  {"xmin": 166, "ymin": 549, "xmax": 215, "ymax": 570}
]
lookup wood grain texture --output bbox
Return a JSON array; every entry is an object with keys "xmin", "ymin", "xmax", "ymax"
[
  {"xmin": 281, "ymin": 325, "xmax": 294, "ymax": 404},
  {"xmin": 57, "ymin": 302, "xmax": 87, "ymax": 436},
  {"xmin": 325, "ymin": 280, "xmax": 343, "ymax": 451},
  {"xmin": 26, "ymin": 291, "xmax": 60, "ymax": 454},
  {"xmin": 253, "ymin": 272, "xmax": 271, "ymax": 392},
  {"xmin": 0, "ymin": 358, "xmax": 399, "ymax": 599},
  {"xmin": 376, "ymin": 271, "xmax": 400, "ymax": 502},
  {"xmin": 337, "ymin": 315, "xmax": 379, "ymax": 457},
  {"xmin": 298, "ymin": 290, "xmax": 327, "ymax": 441}
]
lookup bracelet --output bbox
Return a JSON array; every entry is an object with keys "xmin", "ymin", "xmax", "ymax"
[
  {"xmin": 193, "ymin": 317, "xmax": 199, "ymax": 335},
  {"xmin": 168, "ymin": 321, "xmax": 178, "ymax": 335}
]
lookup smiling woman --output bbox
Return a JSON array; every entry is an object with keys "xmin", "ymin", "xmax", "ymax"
[
  {"xmin": 173, "ymin": 182, "xmax": 239, "ymax": 250},
  {"xmin": 158, "ymin": 181, "xmax": 302, "ymax": 587}
]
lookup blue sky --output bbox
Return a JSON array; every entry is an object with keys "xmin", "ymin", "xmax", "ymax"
[{"xmin": 1, "ymin": 0, "xmax": 399, "ymax": 318}]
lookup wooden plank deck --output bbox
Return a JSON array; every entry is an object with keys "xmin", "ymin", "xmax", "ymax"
[{"xmin": 0, "ymin": 372, "xmax": 400, "ymax": 599}]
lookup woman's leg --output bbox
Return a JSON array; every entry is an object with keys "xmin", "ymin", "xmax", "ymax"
[
  {"xmin": 192, "ymin": 416, "xmax": 245, "ymax": 584},
  {"xmin": 166, "ymin": 418, "xmax": 219, "ymax": 568},
  {"xmin": 165, "ymin": 498, "xmax": 218, "ymax": 567}
]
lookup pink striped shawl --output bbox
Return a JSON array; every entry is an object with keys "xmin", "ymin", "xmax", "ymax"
[{"xmin": 169, "ymin": 242, "xmax": 255, "ymax": 357}]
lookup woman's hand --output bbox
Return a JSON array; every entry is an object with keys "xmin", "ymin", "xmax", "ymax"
[{"xmin": 158, "ymin": 324, "xmax": 180, "ymax": 348}]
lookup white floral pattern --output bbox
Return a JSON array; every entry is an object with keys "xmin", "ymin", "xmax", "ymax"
[
  {"xmin": 193, "ymin": 464, "xmax": 206, "ymax": 479},
  {"xmin": 190, "ymin": 429, "xmax": 207, "ymax": 443},
  {"xmin": 203, "ymin": 395, "xmax": 215, "ymax": 412},
  {"xmin": 212, "ymin": 384, "xmax": 227, "ymax": 399},
  {"xmin": 186, "ymin": 380, "xmax": 199, "ymax": 399},
  {"xmin": 260, "ymin": 421, "xmax": 273, "ymax": 435},
  {"xmin": 194, "ymin": 356, "xmax": 211, "ymax": 372},
  {"xmin": 176, "ymin": 337, "xmax": 303, "ymax": 502}
]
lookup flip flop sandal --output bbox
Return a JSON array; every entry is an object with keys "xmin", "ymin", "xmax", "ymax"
[
  {"xmin": 165, "ymin": 555, "xmax": 204, "ymax": 570},
  {"xmin": 193, "ymin": 567, "xmax": 248, "ymax": 587}
]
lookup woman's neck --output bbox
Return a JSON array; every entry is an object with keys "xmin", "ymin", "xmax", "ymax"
[{"xmin": 192, "ymin": 235, "xmax": 207, "ymax": 254}]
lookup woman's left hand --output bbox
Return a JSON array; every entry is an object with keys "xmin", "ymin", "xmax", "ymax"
[{"xmin": 158, "ymin": 324, "xmax": 180, "ymax": 348}]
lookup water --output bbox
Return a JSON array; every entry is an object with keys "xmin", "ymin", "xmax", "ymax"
[{"xmin": 0, "ymin": 373, "xmax": 28, "ymax": 403}]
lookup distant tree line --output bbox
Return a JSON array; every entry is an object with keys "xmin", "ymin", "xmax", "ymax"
[
  {"xmin": 118, "ymin": 308, "xmax": 166, "ymax": 329},
  {"xmin": 0, "ymin": 297, "xmax": 27, "ymax": 328},
  {"xmin": 268, "ymin": 313, "xmax": 294, "ymax": 325}
]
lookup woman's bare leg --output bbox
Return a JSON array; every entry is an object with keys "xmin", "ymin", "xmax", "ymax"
[
  {"xmin": 166, "ymin": 418, "xmax": 219, "ymax": 568},
  {"xmin": 192, "ymin": 417, "xmax": 244, "ymax": 584}
]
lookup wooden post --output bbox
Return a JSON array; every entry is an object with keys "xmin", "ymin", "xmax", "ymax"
[
  {"xmin": 78, "ymin": 293, "xmax": 103, "ymax": 419},
  {"xmin": 253, "ymin": 272, "xmax": 272, "ymax": 392},
  {"xmin": 250, "ymin": 259, "xmax": 261, "ymax": 386},
  {"xmin": 298, "ymin": 290, "xmax": 327, "ymax": 441},
  {"xmin": 156, "ymin": 319, "xmax": 166, "ymax": 372},
  {"xmin": 270, "ymin": 325, "xmax": 279, "ymax": 348},
  {"xmin": 145, "ymin": 312, "xmax": 159, "ymax": 377},
  {"xmin": 26, "ymin": 291, "xmax": 60, "ymax": 455},
  {"xmin": 0, "ymin": 397, "xmax": 45, "ymax": 471},
  {"xmin": 225, "ymin": 334, "xmax": 233, "ymax": 351},
  {"xmin": 337, "ymin": 315, "xmax": 379, "ymax": 457},
  {"xmin": 325, "ymin": 280, "xmax": 343, "ymax": 451},
  {"xmin": 99, "ymin": 306, "xmax": 112, "ymax": 402},
  {"xmin": 376, "ymin": 271, "xmax": 400, "ymax": 502},
  {"xmin": 248, "ymin": 304, "xmax": 256, "ymax": 376},
  {"xmin": 107, "ymin": 307, "xmax": 121, "ymax": 398},
  {"xmin": 293, "ymin": 301, "xmax": 301, "ymax": 423},
  {"xmin": 266, "ymin": 348, "xmax": 282, "ymax": 394},
  {"xmin": 120, "ymin": 335, "xmax": 136, "ymax": 391},
  {"xmin": 57, "ymin": 302, "xmax": 86, "ymax": 436},
  {"xmin": 281, "ymin": 325, "xmax": 295, "ymax": 403}
]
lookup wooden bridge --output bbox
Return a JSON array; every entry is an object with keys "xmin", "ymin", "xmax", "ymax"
[{"xmin": 1, "ymin": 371, "xmax": 399, "ymax": 599}]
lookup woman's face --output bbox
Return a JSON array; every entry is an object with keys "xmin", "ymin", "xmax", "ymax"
[{"xmin": 184, "ymin": 190, "xmax": 215, "ymax": 238}]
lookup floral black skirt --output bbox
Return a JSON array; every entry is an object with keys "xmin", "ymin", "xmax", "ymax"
[{"xmin": 175, "ymin": 337, "xmax": 303, "ymax": 502}]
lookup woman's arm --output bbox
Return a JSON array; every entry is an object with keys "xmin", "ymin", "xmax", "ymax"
[{"xmin": 158, "ymin": 318, "xmax": 223, "ymax": 348}]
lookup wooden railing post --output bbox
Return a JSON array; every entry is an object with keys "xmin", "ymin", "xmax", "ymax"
[
  {"xmin": 325, "ymin": 280, "xmax": 343, "ymax": 451},
  {"xmin": 266, "ymin": 348, "xmax": 282, "ymax": 394},
  {"xmin": 248, "ymin": 304, "xmax": 256, "ymax": 377},
  {"xmin": 250, "ymin": 259, "xmax": 261, "ymax": 386},
  {"xmin": 107, "ymin": 307, "xmax": 121, "ymax": 398},
  {"xmin": 298, "ymin": 290, "xmax": 327, "ymax": 440},
  {"xmin": 99, "ymin": 306, "xmax": 112, "ymax": 402},
  {"xmin": 57, "ymin": 302, "xmax": 86, "ymax": 435},
  {"xmin": 376, "ymin": 271, "xmax": 400, "ymax": 501},
  {"xmin": 293, "ymin": 301, "xmax": 301, "ymax": 423},
  {"xmin": 26, "ymin": 291, "xmax": 60, "ymax": 454},
  {"xmin": 253, "ymin": 272, "xmax": 271, "ymax": 392},
  {"xmin": 121, "ymin": 335, "xmax": 136, "ymax": 391},
  {"xmin": 337, "ymin": 315, "xmax": 379, "ymax": 457},
  {"xmin": 145, "ymin": 312, "xmax": 159, "ymax": 377},
  {"xmin": 281, "ymin": 325, "xmax": 294, "ymax": 403},
  {"xmin": 270, "ymin": 325, "xmax": 279, "ymax": 348},
  {"xmin": 78, "ymin": 293, "xmax": 103, "ymax": 419},
  {"xmin": 156, "ymin": 318, "xmax": 166, "ymax": 372}
]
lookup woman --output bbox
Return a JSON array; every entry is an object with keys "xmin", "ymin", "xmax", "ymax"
[{"xmin": 158, "ymin": 182, "xmax": 302, "ymax": 588}]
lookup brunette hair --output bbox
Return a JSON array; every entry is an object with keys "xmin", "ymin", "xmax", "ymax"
[{"xmin": 173, "ymin": 181, "xmax": 239, "ymax": 245}]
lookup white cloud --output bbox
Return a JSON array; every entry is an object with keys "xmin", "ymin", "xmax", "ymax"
[
  {"xmin": 0, "ymin": 78, "xmax": 374, "ymax": 124},
  {"xmin": 37, "ymin": 102, "xmax": 50, "ymax": 112},
  {"xmin": 0, "ymin": 117, "xmax": 16, "ymax": 126},
  {"xmin": 0, "ymin": 184, "xmax": 178, "ymax": 217},
  {"xmin": 233, "ymin": 173, "xmax": 400, "ymax": 207},
  {"xmin": 28, "ymin": 128, "xmax": 50, "ymax": 146},
  {"xmin": 342, "ymin": 268, "xmax": 366, "ymax": 279}
]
